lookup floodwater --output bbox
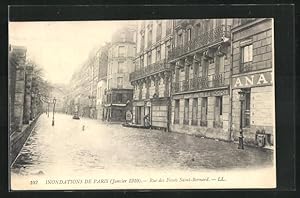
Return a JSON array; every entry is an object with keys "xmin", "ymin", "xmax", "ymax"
[{"xmin": 11, "ymin": 113, "xmax": 273, "ymax": 177}]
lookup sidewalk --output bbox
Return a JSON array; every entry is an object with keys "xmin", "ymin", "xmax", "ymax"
[{"xmin": 10, "ymin": 113, "xmax": 41, "ymax": 166}]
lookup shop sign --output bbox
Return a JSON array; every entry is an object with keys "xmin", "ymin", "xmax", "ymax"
[{"xmin": 233, "ymin": 71, "xmax": 273, "ymax": 89}]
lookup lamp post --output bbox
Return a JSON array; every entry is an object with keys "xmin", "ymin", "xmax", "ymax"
[
  {"xmin": 52, "ymin": 97, "xmax": 56, "ymax": 126},
  {"xmin": 238, "ymin": 90, "xmax": 245, "ymax": 149}
]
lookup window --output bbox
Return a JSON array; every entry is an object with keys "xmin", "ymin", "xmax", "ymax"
[
  {"xmin": 214, "ymin": 96, "xmax": 223, "ymax": 128},
  {"xmin": 174, "ymin": 100, "xmax": 180, "ymax": 124},
  {"xmin": 118, "ymin": 61, "xmax": 124, "ymax": 73},
  {"xmin": 148, "ymin": 29, "xmax": 152, "ymax": 46},
  {"xmin": 118, "ymin": 46, "xmax": 125, "ymax": 57},
  {"xmin": 140, "ymin": 55, "xmax": 144, "ymax": 68},
  {"xmin": 195, "ymin": 23, "xmax": 201, "ymax": 37},
  {"xmin": 116, "ymin": 93, "xmax": 122, "ymax": 103},
  {"xmin": 147, "ymin": 52, "xmax": 152, "ymax": 66},
  {"xmin": 187, "ymin": 28, "xmax": 192, "ymax": 42},
  {"xmin": 241, "ymin": 44, "xmax": 253, "ymax": 72},
  {"xmin": 216, "ymin": 55, "xmax": 225, "ymax": 74},
  {"xmin": 156, "ymin": 47, "xmax": 161, "ymax": 62},
  {"xmin": 242, "ymin": 44, "xmax": 253, "ymax": 63},
  {"xmin": 140, "ymin": 34, "xmax": 145, "ymax": 50},
  {"xmin": 202, "ymin": 59, "xmax": 208, "ymax": 77},
  {"xmin": 156, "ymin": 22, "xmax": 162, "ymax": 41},
  {"xmin": 117, "ymin": 77, "xmax": 123, "ymax": 88},
  {"xmin": 243, "ymin": 91, "xmax": 251, "ymax": 128},
  {"xmin": 184, "ymin": 99, "xmax": 189, "ymax": 125},
  {"xmin": 165, "ymin": 45, "xmax": 171, "ymax": 60},
  {"xmin": 154, "ymin": 78, "xmax": 159, "ymax": 96},
  {"xmin": 108, "ymin": 78, "xmax": 112, "ymax": 89},
  {"xmin": 192, "ymin": 98, "xmax": 198, "ymax": 125},
  {"xmin": 200, "ymin": 97, "xmax": 208, "ymax": 126},
  {"xmin": 166, "ymin": 20, "xmax": 172, "ymax": 35},
  {"xmin": 177, "ymin": 33, "xmax": 183, "ymax": 46}
]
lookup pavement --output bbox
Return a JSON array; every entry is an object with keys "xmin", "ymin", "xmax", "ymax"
[{"xmin": 11, "ymin": 113, "xmax": 274, "ymax": 177}]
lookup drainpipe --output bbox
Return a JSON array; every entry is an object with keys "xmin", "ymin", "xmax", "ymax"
[{"xmin": 228, "ymin": 24, "xmax": 234, "ymax": 142}]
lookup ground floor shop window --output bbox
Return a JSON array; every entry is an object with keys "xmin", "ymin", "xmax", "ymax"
[
  {"xmin": 183, "ymin": 99, "xmax": 189, "ymax": 125},
  {"xmin": 174, "ymin": 100, "xmax": 180, "ymax": 124},
  {"xmin": 214, "ymin": 96, "xmax": 223, "ymax": 128},
  {"xmin": 200, "ymin": 97, "xmax": 207, "ymax": 126},
  {"xmin": 191, "ymin": 98, "xmax": 198, "ymax": 125}
]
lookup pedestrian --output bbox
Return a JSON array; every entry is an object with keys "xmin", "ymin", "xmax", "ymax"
[{"xmin": 144, "ymin": 114, "xmax": 151, "ymax": 128}]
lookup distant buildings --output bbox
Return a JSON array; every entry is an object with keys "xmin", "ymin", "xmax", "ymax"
[
  {"xmin": 96, "ymin": 44, "xmax": 109, "ymax": 120},
  {"xmin": 67, "ymin": 24, "xmax": 137, "ymax": 122},
  {"xmin": 102, "ymin": 25, "xmax": 136, "ymax": 122}
]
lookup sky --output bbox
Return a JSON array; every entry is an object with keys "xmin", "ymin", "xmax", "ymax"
[{"xmin": 9, "ymin": 21, "xmax": 134, "ymax": 85}]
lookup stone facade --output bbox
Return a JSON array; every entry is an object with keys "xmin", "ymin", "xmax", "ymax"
[
  {"xmin": 9, "ymin": 45, "xmax": 44, "ymax": 164},
  {"xmin": 231, "ymin": 18, "xmax": 274, "ymax": 146},
  {"xmin": 130, "ymin": 20, "xmax": 173, "ymax": 129},
  {"xmin": 168, "ymin": 19, "xmax": 233, "ymax": 141}
]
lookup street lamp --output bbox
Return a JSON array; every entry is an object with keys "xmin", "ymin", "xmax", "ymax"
[
  {"xmin": 238, "ymin": 90, "xmax": 246, "ymax": 149},
  {"xmin": 52, "ymin": 97, "xmax": 56, "ymax": 126}
]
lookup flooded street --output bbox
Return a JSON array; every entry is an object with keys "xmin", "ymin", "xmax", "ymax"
[{"xmin": 11, "ymin": 113, "xmax": 273, "ymax": 177}]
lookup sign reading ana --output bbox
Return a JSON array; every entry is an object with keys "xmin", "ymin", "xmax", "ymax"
[{"xmin": 233, "ymin": 71, "xmax": 273, "ymax": 89}]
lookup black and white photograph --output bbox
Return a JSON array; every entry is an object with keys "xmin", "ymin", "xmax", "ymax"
[{"xmin": 8, "ymin": 18, "xmax": 276, "ymax": 190}]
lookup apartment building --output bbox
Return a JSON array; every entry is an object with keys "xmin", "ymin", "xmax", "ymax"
[
  {"xmin": 129, "ymin": 20, "xmax": 173, "ymax": 129},
  {"xmin": 168, "ymin": 19, "xmax": 233, "ymax": 140},
  {"xmin": 231, "ymin": 18, "xmax": 274, "ymax": 146},
  {"xmin": 102, "ymin": 25, "xmax": 136, "ymax": 122}
]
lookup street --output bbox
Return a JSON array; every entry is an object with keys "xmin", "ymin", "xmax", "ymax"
[{"xmin": 11, "ymin": 113, "xmax": 273, "ymax": 177}]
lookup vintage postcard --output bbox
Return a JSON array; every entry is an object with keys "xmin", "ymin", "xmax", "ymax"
[{"xmin": 8, "ymin": 18, "xmax": 276, "ymax": 190}]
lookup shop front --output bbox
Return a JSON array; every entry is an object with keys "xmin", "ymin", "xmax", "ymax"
[{"xmin": 231, "ymin": 70, "xmax": 274, "ymax": 147}]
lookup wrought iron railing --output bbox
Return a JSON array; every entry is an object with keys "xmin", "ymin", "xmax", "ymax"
[
  {"xmin": 172, "ymin": 73, "xmax": 225, "ymax": 94},
  {"xmin": 129, "ymin": 59, "xmax": 170, "ymax": 81},
  {"xmin": 240, "ymin": 62, "xmax": 253, "ymax": 73},
  {"xmin": 169, "ymin": 25, "xmax": 231, "ymax": 60}
]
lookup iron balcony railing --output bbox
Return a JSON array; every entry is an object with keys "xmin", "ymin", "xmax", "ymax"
[
  {"xmin": 172, "ymin": 73, "xmax": 225, "ymax": 93},
  {"xmin": 169, "ymin": 25, "xmax": 231, "ymax": 60},
  {"xmin": 240, "ymin": 62, "xmax": 253, "ymax": 73},
  {"xmin": 129, "ymin": 59, "xmax": 170, "ymax": 81}
]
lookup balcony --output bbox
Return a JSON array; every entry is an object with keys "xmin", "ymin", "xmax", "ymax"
[
  {"xmin": 172, "ymin": 73, "xmax": 225, "ymax": 94},
  {"xmin": 240, "ymin": 62, "xmax": 253, "ymax": 73},
  {"xmin": 169, "ymin": 25, "xmax": 231, "ymax": 60},
  {"xmin": 129, "ymin": 59, "xmax": 170, "ymax": 82}
]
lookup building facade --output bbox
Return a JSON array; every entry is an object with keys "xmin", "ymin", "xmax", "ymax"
[
  {"xmin": 102, "ymin": 25, "xmax": 136, "ymax": 122},
  {"xmin": 168, "ymin": 19, "xmax": 232, "ymax": 140},
  {"xmin": 96, "ymin": 44, "xmax": 109, "ymax": 120},
  {"xmin": 130, "ymin": 20, "xmax": 173, "ymax": 129},
  {"xmin": 231, "ymin": 18, "xmax": 274, "ymax": 146}
]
